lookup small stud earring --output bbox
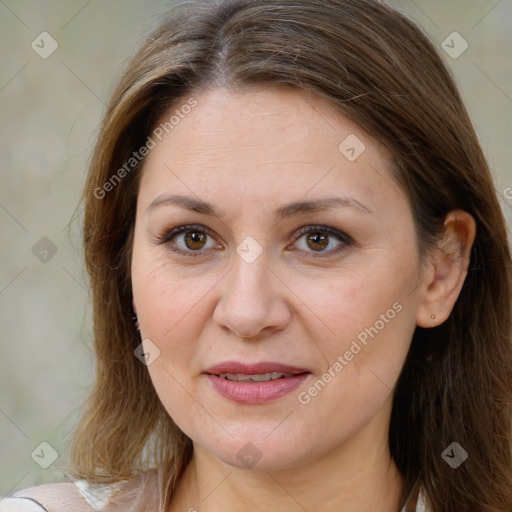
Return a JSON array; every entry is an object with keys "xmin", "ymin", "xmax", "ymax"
[
  {"xmin": 132, "ymin": 314, "xmax": 140, "ymax": 331},
  {"xmin": 431, "ymin": 313, "xmax": 436, "ymax": 320}
]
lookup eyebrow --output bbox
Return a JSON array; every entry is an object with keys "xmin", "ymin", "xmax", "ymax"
[{"xmin": 146, "ymin": 194, "xmax": 373, "ymax": 218}]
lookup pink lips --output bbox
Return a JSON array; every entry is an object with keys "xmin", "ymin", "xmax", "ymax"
[{"xmin": 204, "ymin": 361, "xmax": 310, "ymax": 405}]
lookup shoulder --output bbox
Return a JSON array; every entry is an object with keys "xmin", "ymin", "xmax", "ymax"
[
  {"xmin": 0, "ymin": 497, "xmax": 48, "ymax": 512},
  {"xmin": 0, "ymin": 482, "xmax": 90, "ymax": 512},
  {"xmin": 1, "ymin": 473, "xmax": 157, "ymax": 512}
]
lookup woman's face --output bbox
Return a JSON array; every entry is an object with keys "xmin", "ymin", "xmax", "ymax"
[{"xmin": 131, "ymin": 87, "xmax": 425, "ymax": 471}]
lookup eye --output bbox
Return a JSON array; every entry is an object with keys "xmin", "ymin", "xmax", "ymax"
[
  {"xmin": 290, "ymin": 225, "xmax": 352, "ymax": 257},
  {"xmin": 156, "ymin": 224, "xmax": 222, "ymax": 257}
]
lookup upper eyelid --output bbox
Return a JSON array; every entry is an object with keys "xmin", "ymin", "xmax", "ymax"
[
  {"xmin": 160, "ymin": 224, "xmax": 347, "ymax": 240},
  {"xmin": 158, "ymin": 224, "xmax": 217, "ymax": 243},
  {"xmin": 292, "ymin": 225, "xmax": 350, "ymax": 240}
]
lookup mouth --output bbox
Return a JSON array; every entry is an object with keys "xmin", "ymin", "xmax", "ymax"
[
  {"xmin": 217, "ymin": 372, "xmax": 296, "ymax": 382},
  {"xmin": 204, "ymin": 361, "xmax": 311, "ymax": 404}
]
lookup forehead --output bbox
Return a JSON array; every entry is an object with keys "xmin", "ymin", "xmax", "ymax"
[
  {"xmin": 138, "ymin": 87, "xmax": 399, "ymax": 215},
  {"xmin": 148, "ymin": 86, "xmax": 383, "ymax": 156}
]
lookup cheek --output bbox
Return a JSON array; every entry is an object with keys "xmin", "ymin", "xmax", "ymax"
[
  {"xmin": 287, "ymin": 251, "xmax": 418, "ymax": 407},
  {"xmin": 131, "ymin": 243, "xmax": 215, "ymax": 340},
  {"xmin": 288, "ymin": 252, "xmax": 416, "ymax": 346},
  {"xmin": 131, "ymin": 259, "xmax": 216, "ymax": 431}
]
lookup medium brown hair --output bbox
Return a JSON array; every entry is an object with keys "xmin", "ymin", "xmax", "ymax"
[{"xmin": 71, "ymin": 1, "xmax": 512, "ymax": 510}]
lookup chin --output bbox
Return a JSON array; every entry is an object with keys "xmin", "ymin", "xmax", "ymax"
[{"xmin": 197, "ymin": 430, "xmax": 321, "ymax": 473}]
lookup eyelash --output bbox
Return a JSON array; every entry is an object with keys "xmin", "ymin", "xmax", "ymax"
[{"xmin": 155, "ymin": 224, "xmax": 353, "ymax": 259}]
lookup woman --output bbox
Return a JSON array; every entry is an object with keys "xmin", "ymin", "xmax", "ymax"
[{"xmin": 2, "ymin": 0, "xmax": 511, "ymax": 511}]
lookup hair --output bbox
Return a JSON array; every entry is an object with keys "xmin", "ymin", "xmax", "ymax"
[{"xmin": 70, "ymin": 1, "xmax": 512, "ymax": 510}]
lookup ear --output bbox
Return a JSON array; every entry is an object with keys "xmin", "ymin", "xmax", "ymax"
[{"xmin": 416, "ymin": 210, "xmax": 476, "ymax": 328}]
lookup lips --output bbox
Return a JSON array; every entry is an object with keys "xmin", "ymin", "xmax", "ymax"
[{"xmin": 204, "ymin": 361, "xmax": 311, "ymax": 404}]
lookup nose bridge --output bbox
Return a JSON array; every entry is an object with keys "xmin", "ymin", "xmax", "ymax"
[
  {"xmin": 213, "ymin": 246, "xmax": 290, "ymax": 338},
  {"xmin": 226, "ymin": 248, "xmax": 273, "ymax": 312}
]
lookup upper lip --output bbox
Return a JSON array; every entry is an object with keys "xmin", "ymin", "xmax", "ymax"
[{"xmin": 204, "ymin": 361, "xmax": 310, "ymax": 376}]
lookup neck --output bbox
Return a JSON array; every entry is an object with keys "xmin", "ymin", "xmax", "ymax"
[{"xmin": 170, "ymin": 407, "xmax": 404, "ymax": 512}]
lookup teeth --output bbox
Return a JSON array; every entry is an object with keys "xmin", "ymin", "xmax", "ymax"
[{"xmin": 218, "ymin": 372, "xmax": 294, "ymax": 382}]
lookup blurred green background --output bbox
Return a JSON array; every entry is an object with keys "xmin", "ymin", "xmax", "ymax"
[{"xmin": 1, "ymin": 0, "xmax": 511, "ymax": 496}]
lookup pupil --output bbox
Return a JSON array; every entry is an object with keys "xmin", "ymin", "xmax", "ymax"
[
  {"xmin": 185, "ymin": 231, "xmax": 206, "ymax": 250},
  {"xmin": 307, "ymin": 232, "xmax": 328, "ymax": 251}
]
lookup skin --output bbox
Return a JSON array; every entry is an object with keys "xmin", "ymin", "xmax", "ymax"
[{"xmin": 131, "ymin": 87, "xmax": 475, "ymax": 512}]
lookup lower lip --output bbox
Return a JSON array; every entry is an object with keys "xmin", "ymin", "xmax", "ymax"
[{"xmin": 206, "ymin": 374, "xmax": 310, "ymax": 404}]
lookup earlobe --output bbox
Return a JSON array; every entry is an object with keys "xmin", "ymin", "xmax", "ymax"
[{"xmin": 416, "ymin": 210, "xmax": 476, "ymax": 328}]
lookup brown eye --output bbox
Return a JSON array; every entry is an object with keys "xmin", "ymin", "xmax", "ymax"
[
  {"xmin": 292, "ymin": 225, "xmax": 352, "ymax": 257},
  {"xmin": 184, "ymin": 231, "xmax": 207, "ymax": 250},
  {"xmin": 306, "ymin": 231, "xmax": 329, "ymax": 251},
  {"xmin": 157, "ymin": 224, "xmax": 221, "ymax": 257}
]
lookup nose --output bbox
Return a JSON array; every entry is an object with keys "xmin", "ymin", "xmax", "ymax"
[{"xmin": 213, "ymin": 251, "xmax": 292, "ymax": 339}]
